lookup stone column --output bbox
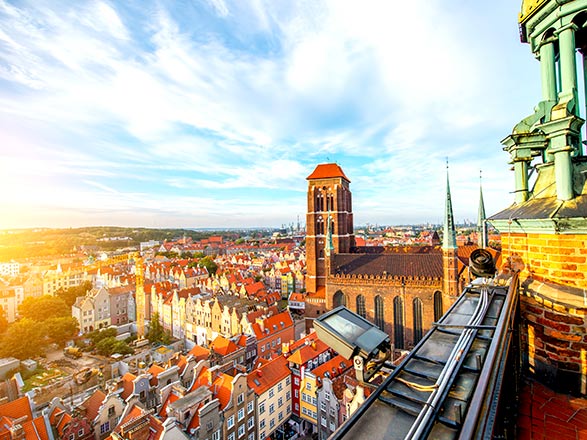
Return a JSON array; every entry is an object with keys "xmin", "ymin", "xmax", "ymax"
[
  {"xmin": 540, "ymin": 40, "xmax": 557, "ymax": 102},
  {"xmin": 558, "ymin": 23, "xmax": 579, "ymax": 114}
]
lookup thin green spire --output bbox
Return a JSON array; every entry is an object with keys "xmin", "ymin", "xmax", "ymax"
[
  {"xmin": 443, "ymin": 160, "xmax": 457, "ymax": 250},
  {"xmin": 477, "ymin": 170, "xmax": 488, "ymax": 248}
]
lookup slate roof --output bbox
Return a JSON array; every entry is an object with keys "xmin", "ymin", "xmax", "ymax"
[{"xmin": 331, "ymin": 253, "xmax": 443, "ymax": 279}]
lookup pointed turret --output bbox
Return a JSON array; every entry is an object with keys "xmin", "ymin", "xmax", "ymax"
[
  {"xmin": 443, "ymin": 164, "xmax": 457, "ymax": 250},
  {"xmin": 477, "ymin": 171, "xmax": 488, "ymax": 249},
  {"xmin": 442, "ymin": 162, "xmax": 459, "ymax": 305}
]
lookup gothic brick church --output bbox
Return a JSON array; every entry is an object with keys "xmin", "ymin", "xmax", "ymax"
[{"xmin": 304, "ymin": 163, "xmax": 498, "ymax": 350}]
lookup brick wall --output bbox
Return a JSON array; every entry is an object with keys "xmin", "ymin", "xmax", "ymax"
[
  {"xmin": 502, "ymin": 232, "xmax": 587, "ymax": 394},
  {"xmin": 501, "ymin": 233, "xmax": 587, "ymax": 289}
]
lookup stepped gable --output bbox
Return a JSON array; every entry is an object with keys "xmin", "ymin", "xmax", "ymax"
[{"xmin": 331, "ymin": 252, "xmax": 443, "ymax": 279}]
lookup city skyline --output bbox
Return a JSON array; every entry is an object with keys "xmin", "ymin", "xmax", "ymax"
[{"xmin": 0, "ymin": 1, "xmax": 543, "ymax": 229}]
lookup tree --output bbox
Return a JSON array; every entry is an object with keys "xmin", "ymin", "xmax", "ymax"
[
  {"xmin": 43, "ymin": 317, "xmax": 79, "ymax": 347},
  {"xmin": 147, "ymin": 313, "xmax": 171, "ymax": 345},
  {"xmin": 95, "ymin": 336, "xmax": 133, "ymax": 356},
  {"xmin": 199, "ymin": 256, "xmax": 218, "ymax": 276},
  {"xmin": 0, "ymin": 318, "xmax": 44, "ymax": 359},
  {"xmin": 0, "ymin": 308, "xmax": 8, "ymax": 334},
  {"xmin": 56, "ymin": 281, "xmax": 92, "ymax": 308},
  {"xmin": 18, "ymin": 295, "xmax": 69, "ymax": 322},
  {"xmin": 87, "ymin": 327, "xmax": 117, "ymax": 345}
]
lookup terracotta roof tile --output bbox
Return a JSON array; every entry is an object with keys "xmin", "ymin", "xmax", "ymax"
[
  {"xmin": 307, "ymin": 163, "xmax": 350, "ymax": 181},
  {"xmin": 312, "ymin": 355, "xmax": 350, "ymax": 380},
  {"xmin": 120, "ymin": 372, "xmax": 136, "ymax": 400},
  {"xmin": 81, "ymin": 389, "xmax": 106, "ymax": 421},
  {"xmin": 187, "ymin": 345, "xmax": 210, "ymax": 361},
  {"xmin": 332, "ymin": 253, "xmax": 443, "ymax": 279},
  {"xmin": 287, "ymin": 338, "xmax": 330, "ymax": 366},
  {"xmin": 0, "ymin": 396, "xmax": 32, "ymax": 420},
  {"xmin": 247, "ymin": 356, "xmax": 290, "ymax": 396},
  {"xmin": 210, "ymin": 335, "xmax": 239, "ymax": 356}
]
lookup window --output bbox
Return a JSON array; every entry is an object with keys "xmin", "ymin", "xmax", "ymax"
[
  {"xmin": 260, "ymin": 432, "xmax": 266, "ymax": 440},
  {"xmin": 69, "ymin": 435, "xmax": 74, "ymax": 440},
  {"xmin": 260, "ymin": 420, "xmax": 266, "ymax": 429},
  {"xmin": 108, "ymin": 406, "xmax": 115, "ymax": 417},
  {"xmin": 320, "ymin": 401, "xmax": 326, "ymax": 411},
  {"xmin": 212, "ymin": 430, "xmax": 221, "ymax": 440},
  {"xmin": 238, "ymin": 425, "xmax": 245, "ymax": 438},
  {"xmin": 295, "ymin": 403, "xmax": 299, "ymax": 411},
  {"xmin": 330, "ymin": 421, "xmax": 336, "ymax": 431},
  {"xmin": 393, "ymin": 296, "xmax": 405, "ymax": 349},
  {"xmin": 321, "ymin": 416, "xmax": 327, "ymax": 427},
  {"xmin": 261, "ymin": 345, "xmax": 265, "ymax": 352},
  {"xmin": 269, "ymin": 389, "xmax": 274, "ymax": 398},
  {"xmin": 286, "ymin": 376, "xmax": 291, "ymax": 385},
  {"xmin": 269, "ymin": 403, "xmax": 275, "ymax": 414},
  {"xmin": 434, "ymin": 291, "xmax": 443, "ymax": 322},
  {"xmin": 249, "ymin": 434, "xmax": 254, "ymax": 440},
  {"xmin": 306, "ymin": 382, "xmax": 312, "ymax": 391},
  {"xmin": 247, "ymin": 401, "xmax": 254, "ymax": 414},
  {"xmin": 277, "ymin": 382, "xmax": 282, "ymax": 392},
  {"xmin": 374, "ymin": 295, "xmax": 385, "ymax": 331},
  {"xmin": 329, "ymin": 407, "xmax": 336, "ymax": 417},
  {"xmin": 228, "ymin": 433, "xmax": 235, "ymax": 440},
  {"xmin": 238, "ymin": 393, "xmax": 244, "ymax": 405},
  {"xmin": 286, "ymin": 391, "xmax": 291, "ymax": 400},
  {"xmin": 78, "ymin": 429, "xmax": 84, "ymax": 436},
  {"xmin": 356, "ymin": 295, "xmax": 366, "ymax": 318},
  {"xmin": 100, "ymin": 422, "xmax": 110, "ymax": 434},
  {"xmin": 270, "ymin": 419, "xmax": 275, "ymax": 429},
  {"xmin": 324, "ymin": 391, "xmax": 330, "ymax": 401},
  {"xmin": 413, "ymin": 298, "xmax": 423, "ymax": 344},
  {"xmin": 294, "ymin": 390, "xmax": 298, "ymax": 398},
  {"xmin": 278, "ymin": 397, "xmax": 283, "ymax": 407},
  {"xmin": 333, "ymin": 290, "xmax": 347, "ymax": 308},
  {"xmin": 278, "ymin": 411, "xmax": 283, "ymax": 421},
  {"xmin": 227, "ymin": 415, "xmax": 235, "ymax": 429},
  {"xmin": 312, "ymin": 397, "xmax": 317, "ymax": 406},
  {"xmin": 238, "ymin": 408, "xmax": 245, "ymax": 421},
  {"xmin": 294, "ymin": 377, "xmax": 299, "ymax": 386},
  {"xmin": 259, "ymin": 402, "xmax": 265, "ymax": 414},
  {"xmin": 247, "ymin": 417, "xmax": 254, "ymax": 429}
]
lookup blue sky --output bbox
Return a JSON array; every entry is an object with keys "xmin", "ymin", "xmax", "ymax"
[{"xmin": 0, "ymin": 0, "xmax": 542, "ymax": 229}]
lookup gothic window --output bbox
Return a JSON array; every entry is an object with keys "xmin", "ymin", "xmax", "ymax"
[
  {"xmin": 393, "ymin": 296, "xmax": 404, "ymax": 349},
  {"xmin": 413, "ymin": 298, "xmax": 423, "ymax": 345},
  {"xmin": 434, "ymin": 291, "xmax": 443, "ymax": 322},
  {"xmin": 316, "ymin": 217, "xmax": 324, "ymax": 235},
  {"xmin": 356, "ymin": 295, "xmax": 366, "ymax": 318},
  {"xmin": 374, "ymin": 295, "xmax": 385, "ymax": 331},
  {"xmin": 333, "ymin": 290, "xmax": 346, "ymax": 308}
]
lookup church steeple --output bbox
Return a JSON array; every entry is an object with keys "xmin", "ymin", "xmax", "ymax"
[
  {"xmin": 477, "ymin": 171, "xmax": 488, "ymax": 249},
  {"xmin": 443, "ymin": 162, "xmax": 457, "ymax": 250},
  {"xmin": 442, "ymin": 161, "xmax": 459, "ymax": 304}
]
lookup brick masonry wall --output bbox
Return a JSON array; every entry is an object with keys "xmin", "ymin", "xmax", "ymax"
[
  {"xmin": 502, "ymin": 232, "xmax": 587, "ymax": 393},
  {"xmin": 501, "ymin": 233, "xmax": 587, "ymax": 289}
]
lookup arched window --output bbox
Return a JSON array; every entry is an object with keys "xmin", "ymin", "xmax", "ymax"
[
  {"xmin": 316, "ymin": 217, "xmax": 324, "ymax": 235},
  {"xmin": 393, "ymin": 296, "xmax": 404, "ymax": 349},
  {"xmin": 333, "ymin": 290, "xmax": 347, "ymax": 308},
  {"xmin": 413, "ymin": 298, "xmax": 423, "ymax": 345},
  {"xmin": 434, "ymin": 291, "xmax": 443, "ymax": 322},
  {"xmin": 356, "ymin": 295, "xmax": 366, "ymax": 318},
  {"xmin": 374, "ymin": 296, "xmax": 385, "ymax": 331}
]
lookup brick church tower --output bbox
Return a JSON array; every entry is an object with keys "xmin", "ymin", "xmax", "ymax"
[
  {"xmin": 305, "ymin": 163, "xmax": 355, "ymax": 294},
  {"xmin": 490, "ymin": 0, "xmax": 587, "ymax": 394}
]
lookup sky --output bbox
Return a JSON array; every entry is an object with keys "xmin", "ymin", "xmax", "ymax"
[{"xmin": 0, "ymin": 0, "xmax": 543, "ymax": 229}]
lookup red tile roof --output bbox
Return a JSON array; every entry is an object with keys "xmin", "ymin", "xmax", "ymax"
[
  {"xmin": 287, "ymin": 338, "xmax": 330, "ymax": 366},
  {"xmin": 187, "ymin": 345, "xmax": 210, "ymax": 361},
  {"xmin": 81, "ymin": 389, "xmax": 106, "ymax": 421},
  {"xmin": 307, "ymin": 163, "xmax": 350, "ymax": 181},
  {"xmin": 0, "ymin": 396, "xmax": 32, "ymax": 420},
  {"xmin": 311, "ymin": 355, "xmax": 350, "ymax": 381},
  {"xmin": 120, "ymin": 372, "xmax": 136, "ymax": 400},
  {"xmin": 210, "ymin": 335, "xmax": 239, "ymax": 356},
  {"xmin": 247, "ymin": 356, "xmax": 290, "ymax": 396}
]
